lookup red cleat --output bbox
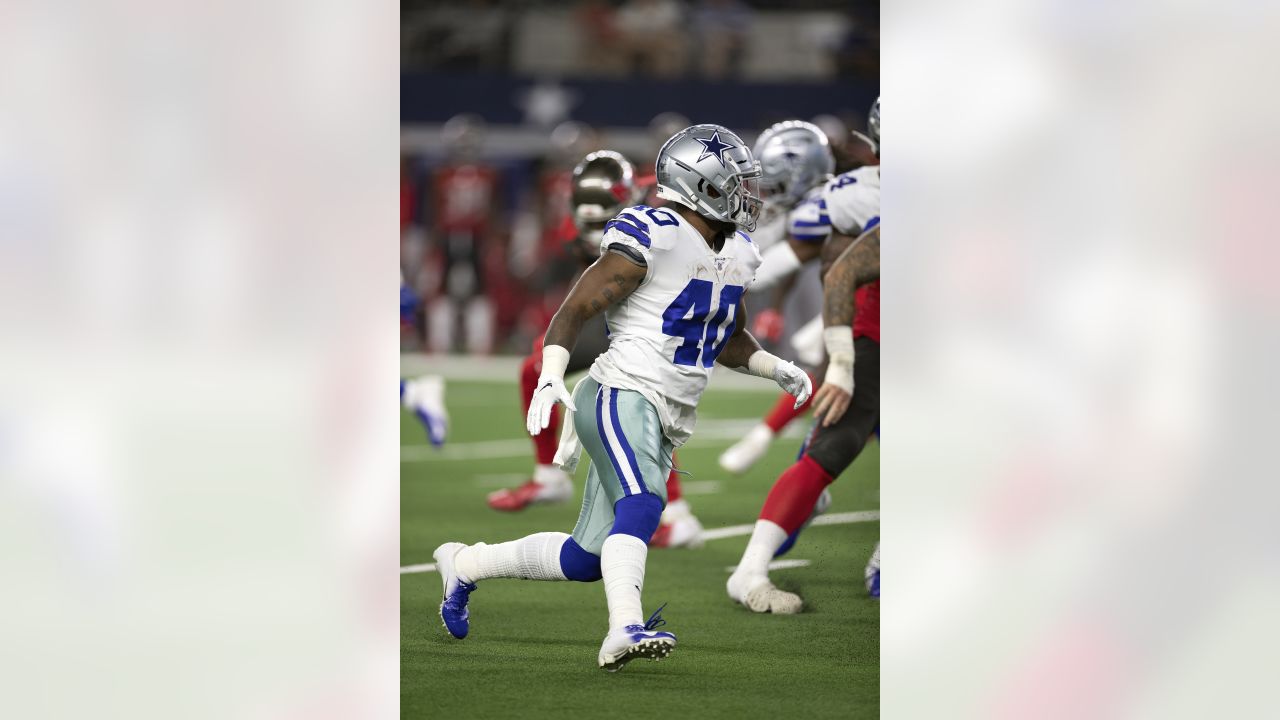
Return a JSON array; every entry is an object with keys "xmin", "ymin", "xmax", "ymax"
[{"xmin": 486, "ymin": 478, "xmax": 573, "ymax": 512}]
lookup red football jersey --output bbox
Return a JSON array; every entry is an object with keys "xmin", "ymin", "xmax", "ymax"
[
  {"xmin": 431, "ymin": 164, "xmax": 499, "ymax": 235},
  {"xmin": 854, "ymin": 281, "xmax": 879, "ymax": 343}
]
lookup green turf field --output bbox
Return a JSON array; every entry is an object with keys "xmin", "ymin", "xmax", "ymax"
[{"xmin": 402, "ymin": 378, "xmax": 879, "ymax": 719}]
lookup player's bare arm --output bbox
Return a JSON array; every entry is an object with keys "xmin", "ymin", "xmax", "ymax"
[
  {"xmin": 813, "ymin": 225, "xmax": 879, "ymax": 426},
  {"xmin": 527, "ymin": 250, "xmax": 646, "ymax": 434},
  {"xmin": 543, "ymin": 250, "xmax": 646, "ymax": 350},
  {"xmin": 716, "ymin": 298, "xmax": 763, "ymax": 369},
  {"xmin": 718, "ymin": 297, "xmax": 813, "ymax": 408},
  {"xmin": 822, "ymin": 225, "xmax": 880, "ymax": 328},
  {"xmin": 789, "ymin": 236, "xmax": 824, "ymax": 265}
]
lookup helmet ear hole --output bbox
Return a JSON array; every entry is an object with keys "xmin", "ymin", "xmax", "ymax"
[{"xmin": 697, "ymin": 178, "xmax": 722, "ymax": 199}]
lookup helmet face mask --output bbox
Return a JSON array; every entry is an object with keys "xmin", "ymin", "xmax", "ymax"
[{"xmin": 655, "ymin": 124, "xmax": 763, "ymax": 233}]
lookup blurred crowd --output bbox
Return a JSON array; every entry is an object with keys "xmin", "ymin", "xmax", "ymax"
[
  {"xmin": 402, "ymin": 0, "xmax": 878, "ymax": 81},
  {"xmin": 400, "ymin": 111, "xmax": 876, "ymax": 354}
]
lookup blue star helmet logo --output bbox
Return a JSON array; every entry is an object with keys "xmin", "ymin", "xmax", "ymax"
[{"xmin": 695, "ymin": 130, "xmax": 736, "ymax": 167}]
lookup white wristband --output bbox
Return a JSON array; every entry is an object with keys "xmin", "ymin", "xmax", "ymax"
[
  {"xmin": 821, "ymin": 326, "xmax": 854, "ymax": 393},
  {"xmin": 822, "ymin": 326, "xmax": 854, "ymax": 363},
  {"xmin": 745, "ymin": 350, "xmax": 781, "ymax": 379},
  {"xmin": 540, "ymin": 345, "xmax": 571, "ymax": 381}
]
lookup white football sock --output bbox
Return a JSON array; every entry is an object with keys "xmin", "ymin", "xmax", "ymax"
[
  {"xmin": 601, "ymin": 534, "xmax": 648, "ymax": 631},
  {"xmin": 453, "ymin": 532, "xmax": 570, "ymax": 583},
  {"xmin": 735, "ymin": 520, "xmax": 788, "ymax": 579},
  {"xmin": 662, "ymin": 498, "xmax": 692, "ymax": 522},
  {"xmin": 533, "ymin": 464, "xmax": 570, "ymax": 486}
]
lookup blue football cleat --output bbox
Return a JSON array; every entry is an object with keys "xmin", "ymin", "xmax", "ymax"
[
  {"xmin": 598, "ymin": 604, "xmax": 677, "ymax": 672},
  {"xmin": 433, "ymin": 542, "xmax": 476, "ymax": 639}
]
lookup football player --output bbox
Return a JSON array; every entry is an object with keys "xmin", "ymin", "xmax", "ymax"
[
  {"xmin": 727, "ymin": 99, "xmax": 881, "ymax": 613},
  {"xmin": 719, "ymin": 101, "xmax": 880, "ymax": 475},
  {"xmin": 486, "ymin": 150, "xmax": 706, "ymax": 548},
  {"xmin": 433, "ymin": 125, "xmax": 811, "ymax": 670},
  {"xmin": 717, "ymin": 119, "xmax": 835, "ymax": 474},
  {"xmin": 400, "ymin": 275, "xmax": 448, "ymax": 447}
]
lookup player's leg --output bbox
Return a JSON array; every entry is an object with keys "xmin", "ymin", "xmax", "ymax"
[
  {"xmin": 728, "ymin": 338, "xmax": 879, "ymax": 613},
  {"xmin": 401, "ymin": 375, "xmax": 448, "ymax": 447},
  {"xmin": 434, "ymin": 381, "xmax": 610, "ymax": 639},
  {"xmin": 573, "ymin": 382, "xmax": 677, "ymax": 670},
  {"xmin": 489, "ymin": 315, "xmax": 609, "ymax": 511},
  {"xmin": 487, "ymin": 333, "xmax": 574, "ymax": 510},
  {"xmin": 718, "ymin": 371, "xmax": 816, "ymax": 474},
  {"xmin": 650, "ymin": 460, "xmax": 705, "ymax": 548}
]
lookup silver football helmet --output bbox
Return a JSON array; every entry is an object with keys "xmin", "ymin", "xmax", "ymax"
[
  {"xmin": 655, "ymin": 124, "xmax": 763, "ymax": 232},
  {"xmin": 867, "ymin": 97, "xmax": 880, "ymax": 156},
  {"xmin": 753, "ymin": 120, "xmax": 835, "ymax": 210}
]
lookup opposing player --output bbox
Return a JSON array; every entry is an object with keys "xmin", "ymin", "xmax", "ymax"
[
  {"xmin": 720, "ymin": 102, "xmax": 880, "ymax": 475},
  {"xmin": 433, "ymin": 125, "xmax": 811, "ymax": 670},
  {"xmin": 727, "ymin": 99, "xmax": 881, "ymax": 613},
  {"xmin": 486, "ymin": 151, "xmax": 705, "ymax": 548}
]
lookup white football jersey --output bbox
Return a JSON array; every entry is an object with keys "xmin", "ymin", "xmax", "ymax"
[
  {"xmin": 823, "ymin": 166, "xmax": 880, "ymax": 235},
  {"xmin": 589, "ymin": 204, "xmax": 763, "ymax": 447},
  {"xmin": 787, "ymin": 185, "xmax": 834, "ymax": 245}
]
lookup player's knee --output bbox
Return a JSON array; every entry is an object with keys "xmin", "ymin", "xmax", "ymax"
[
  {"xmin": 559, "ymin": 537, "xmax": 602, "ymax": 582},
  {"xmin": 610, "ymin": 492, "xmax": 664, "ymax": 541},
  {"xmin": 806, "ymin": 435, "xmax": 864, "ymax": 479}
]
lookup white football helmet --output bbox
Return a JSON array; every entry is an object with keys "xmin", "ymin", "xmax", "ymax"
[{"xmin": 654, "ymin": 124, "xmax": 763, "ymax": 232}]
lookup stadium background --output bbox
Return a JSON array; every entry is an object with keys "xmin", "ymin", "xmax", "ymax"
[
  {"xmin": 400, "ymin": 0, "xmax": 878, "ymax": 356},
  {"xmin": 401, "ymin": 2, "xmax": 880, "ymax": 717}
]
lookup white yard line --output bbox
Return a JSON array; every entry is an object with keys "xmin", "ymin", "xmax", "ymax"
[
  {"xmin": 724, "ymin": 559, "xmax": 811, "ymax": 572},
  {"xmin": 679, "ymin": 480, "xmax": 722, "ymax": 495},
  {"xmin": 400, "ymin": 509, "xmax": 879, "ymax": 575},
  {"xmin": 401, "ymin": 419, "xmax": 808, "ymax": 462}
]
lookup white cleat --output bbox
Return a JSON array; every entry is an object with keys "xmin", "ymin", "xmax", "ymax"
[
  {"xmin": 718, "ymin": 424, "xmax": 775, "ymax": 475},
  {"xmin": 727, "ymin": 572, "xmax": 804, "ymax": 614},
  {"xmin": 597, "ymin": 626, "xmax": 677, "ymax": 672},
  {"xmin": 650, "ymin": 499, "xmax": 705, "ymax": 548}
]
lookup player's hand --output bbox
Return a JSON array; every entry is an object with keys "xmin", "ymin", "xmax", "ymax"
[
  {"xmin": 811, "ymin": 382, "xmax": 852, "ymax": 426},
  {"xmin": 812, "ymin": 355, "xmax": 854, "ymax": 426},
  {"xmin": 526, "ymin": 375, "xmax": 577, "ymax": 436},
  {"xmin": 771, "ymin": 360, "xmax": 813, "ymax": 409},
  {"xmin": 752, "ymin": 309, "xmax": 785, "ymax": 343}
]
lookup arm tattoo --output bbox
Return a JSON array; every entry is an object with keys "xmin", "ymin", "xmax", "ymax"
[
  {"xmin": 544, "ymin": 259, "xmax": 643, "ymax": 350},
  {"xmin": 823, "ymin": 226, "xmax": 880, "ymax": 328}
]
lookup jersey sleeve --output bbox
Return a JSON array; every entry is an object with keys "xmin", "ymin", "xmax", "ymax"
[
  {"xmin": 599, "ymin": 207, "xmax": 656, "ymax": 266},
  {"xmin": 787, "ymin": 194, "xmax": 832, "ymax": 244},
  {"xmin": 824, "ymin": 169, "xmax": 879, "ymax": 235}
]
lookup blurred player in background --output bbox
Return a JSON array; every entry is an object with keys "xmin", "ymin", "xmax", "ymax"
[
  {"xmin": 488, "ymin": 150, "xmax": 706, "ymax": 549},
  {"xmin": 426, "ymin": 114, "xmax": 502, "ymax": 354},
  {"xmin": 400, "ymin": 275, "xmax": 450, "ymax": 447},
  {"xmin": 720, "ymin": 103, "xmax": 879, "ymax": 475},
  {"xmin": 727, "ymin": 99, "xmax": 880, "ymax": 613},
  {"xmin": 717, "ymin": 119, "xmax": 834, "ymax": 474},
  {"xmin": 433, "ymin": 125, "xmax": 810, "ymax": 670}
]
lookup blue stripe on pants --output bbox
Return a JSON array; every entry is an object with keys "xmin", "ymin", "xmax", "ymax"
[
  {"xmin": 595, "ymin": 386, "xmax": 633, "ymax": 496},
  {"xmin": 608, "ymin": 387, "xmax": 646, "ymax": 495}
]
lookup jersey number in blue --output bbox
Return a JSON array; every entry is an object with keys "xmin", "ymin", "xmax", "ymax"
[{"xmin": 661, "ymin": 279, "xmax": 744, "ymax": 367}]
